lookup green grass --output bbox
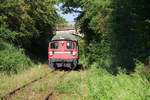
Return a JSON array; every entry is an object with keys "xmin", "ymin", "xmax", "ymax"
[
  {"xmin": 0, "ymin": 40, "xmax": 33, "ymax": 74},
  {"xmin": 0, "ymin": 61, "xmax": 149, "ymax": 100},
  {"xmin": 0, "ymin": 66, "xmax": 51, "ymax": 96},
  {"xmin": 85, "ymin": 63, "xmax": 150, "ymax": 100},
  {"xmin": 54, "ymin": 62, "xmax": 150, "ymax": 100},
  {"xmin": 32, "ymin": 81, "xmax": 48, "ymax": 92},
  {"xmin": 54, "ymin": 71, "xmax": 83, "ymax": 100},
  {"xmin": 55, "ymin": 72, "xmax": 81, "ymax": 93},
  {"xmin": 56, "ymin": 78, "xmax": 81, "ymax": 94},
  {"xmin": 54, "ymin": 71, "xmax": 90, "ymax": 100}
]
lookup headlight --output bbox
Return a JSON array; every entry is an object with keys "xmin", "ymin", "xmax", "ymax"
[
  {"xmin": 73, "ymin": 52, "xmax": 76, "ymax": 56},
  {"xmin": 49, "ymin": 52, "xmax": 53, "ymax": 56}
]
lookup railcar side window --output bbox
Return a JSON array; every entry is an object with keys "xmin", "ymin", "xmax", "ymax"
[
  {"xmin": 66, "ymin": 42, "xmax": 74, "ymax": 49},
  {"xmin": 51, "ymin": 42, "xmax": 58, "ymax": 49}
]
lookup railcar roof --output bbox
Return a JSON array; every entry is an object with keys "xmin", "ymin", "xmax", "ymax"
[{"xmin": 52, "ymin": 34, "xmax": 78, "ymax": 41}]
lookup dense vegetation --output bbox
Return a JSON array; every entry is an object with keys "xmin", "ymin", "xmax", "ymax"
[
  {"xmin": 58, "ymin": 1, "xmax": 150, "ymax": 99},
  {"xmin": 0, "ymin": 0, "xmax": 150, "ymax": 99},
  {"xmin": 59, "ymin": 0, "xmax": 150, "ymax": 72},
  {"xmin": 0, "ymin": 40, "xmax": 33, "ymax": 74},
  {"xmin": 0, "ymin": 0, "xmax": 64, "ymax": 73},
  {"xmin": 55, "ymin": 63, "xmax": 150, "ymax": 100}
]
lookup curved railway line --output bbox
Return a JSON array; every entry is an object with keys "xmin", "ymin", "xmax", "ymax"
[
  {"xmin": 0, "ymin": 68, "xmax": 71, "ymax": 100},
  {"xmin": 1, "ymin": 69, "xmax": 56, "ymax": 100},
  {"xmin": 44, "ymin": 71, "xmax": 70, "ymax": 100}
]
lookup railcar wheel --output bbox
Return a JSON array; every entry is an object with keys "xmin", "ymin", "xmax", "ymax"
[
  {"xmin": 48, "ymin": 59, "xmax": 54, "ymax": 69},
  {"xmin": 72, "ymin": 60, "xmax": 77, "ymax": 70}
]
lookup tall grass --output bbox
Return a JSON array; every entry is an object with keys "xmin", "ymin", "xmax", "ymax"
[
  {"xmin": 86, "ymin": 62, "xmax": 150, "ymax": 100},
  {"xmin": 0, "ymin": 40, "xmax": 33, "ymax": 74},
  {"xmin": 0, "ymin": 66, "xmax": 51, "ymax": 95},
  {"xmin": 54, "ymin": 61, "xmax": 150, "ymax": 100}
]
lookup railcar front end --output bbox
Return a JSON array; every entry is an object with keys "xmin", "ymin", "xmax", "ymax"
[{"xmin": 48, "ymin": 34, "xmax": 78, "ymax": 69}]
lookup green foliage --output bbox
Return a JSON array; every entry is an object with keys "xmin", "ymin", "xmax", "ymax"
[
  {"xmin": 58, "ymin": 0, "xmax": 81, "ymax": 13},
  {"xmin": 0, "ymin": 0, "xmax": 59, "ymax": 37},
  {"xmin": 0, "ymin": 0, "xmax": 66, "ymax": 73},
  {"xmin": 0, "ymin": 0, "xmax": 64, "ymax": 58},
  {"xmin": 53, "ymin": 61, "xmax": 150, "ymax": 100},
  {"xmin": 110, "ymin": 0, "xmax": 150, "ymax": 70},
  {"xmin": 78, "ymin": 39, "xmax": 90, "ymax": 68},
  {"xmin": 0, "ymin": 40, "xmax": 33, "ymax": 74},
  {"xmin": 86, "ymin": 63, "xmax": 150, "ymax": 100},
  {"xmin": 60, "ymin": 0, "xmax": 150, "ymax": 71},
  {"xmin": 0, "ymin": 25, "xmax": 18, "ymax": 42}
]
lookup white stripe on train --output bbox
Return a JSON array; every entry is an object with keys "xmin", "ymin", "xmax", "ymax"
[{"xmin": 49, "ymin": 52, "xmax": 77, "ymax": 54}]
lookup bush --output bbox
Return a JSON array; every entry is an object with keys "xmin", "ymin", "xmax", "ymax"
[
  {"xmin": 78, "ymin": 39, "xmax": 90, "ymax": 68},
  {"xmin": 0, "ymin": 40, "xmax": 33, "ymax": 74},
  {"xmin": 0, "ymin": 25, "xmax": 18, "ymax": 42}
]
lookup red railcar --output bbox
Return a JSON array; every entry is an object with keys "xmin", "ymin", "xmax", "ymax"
[{"xmin": 48, "ymin": 34, "xmax": 78, "ymax": 69}]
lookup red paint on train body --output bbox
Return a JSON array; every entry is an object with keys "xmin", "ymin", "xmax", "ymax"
[
  {"xmin": 48, "ymin": 40, "xmax": 78, "ymax": 59},
  {"xmin": 48, "ymin": 34, "xmax": 78, "ymax": 69}
]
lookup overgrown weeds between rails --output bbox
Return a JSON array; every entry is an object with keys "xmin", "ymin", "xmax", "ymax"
[{"xmin": 54, "ymin": 61, "xmax": 150, "ymax": 100}]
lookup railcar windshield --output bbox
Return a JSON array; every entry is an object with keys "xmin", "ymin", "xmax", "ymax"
[
  {"xmin": 51, "ymin": 42, "xmax": 58, "ymax": 49},
  {"xmin": 66, "ymin": 42, "xmax": 74, "ymax": 49}
]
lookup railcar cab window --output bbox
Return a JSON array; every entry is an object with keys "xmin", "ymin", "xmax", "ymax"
[
  {"xmin": 51, "ymin": 42, "xmax": 58, "ymax": 49},
  {"xmin": 66, "ymin": 42, "xmax": 74, "ymax": 49}
]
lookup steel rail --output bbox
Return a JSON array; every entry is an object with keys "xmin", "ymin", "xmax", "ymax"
[
  {"xmin": 1, "ymin": 69, "xmax": 56, "ymax": 100},
  {"xmin": 44, "ymin": 71, "xmax": 70, "ymax": 100}
]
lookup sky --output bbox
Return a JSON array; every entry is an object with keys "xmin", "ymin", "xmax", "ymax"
[
  {"xmin": 55, "ymin": 4, "xmax": 79, "ymax": 24},
  {"xmin": 59, "ymin": 12, "xmax": 78, "ymax": 23}
]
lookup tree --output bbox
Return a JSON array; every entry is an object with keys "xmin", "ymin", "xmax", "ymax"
[
  {"xmin": 0, "ymin": 0, "xmax": 65, "ymax": 57},
  {"xmin": 59, "ymin": 0, "xmax": 150, "ymax": 71}
]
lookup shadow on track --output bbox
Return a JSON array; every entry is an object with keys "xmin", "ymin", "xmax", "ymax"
[{"xmin": 50, "ymin": 64, "xmax": 84, "ymax": 71}]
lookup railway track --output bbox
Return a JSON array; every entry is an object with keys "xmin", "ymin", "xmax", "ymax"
[
  {"xmin": 0, "ymin": 69, "xmax": 56, "ymax": 100},
  {"xmin": 44, "ymin": 71, "xmax": 71, "ymax": 100}
]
